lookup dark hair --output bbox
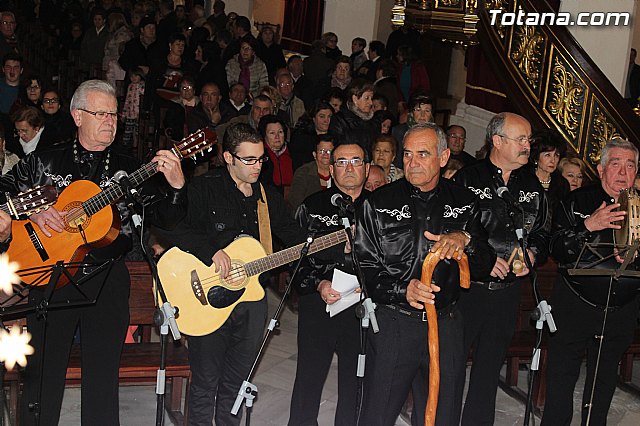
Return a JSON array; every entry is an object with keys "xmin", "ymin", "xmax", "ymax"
[
  {"xmin": 168, "ymin": 32, "xmax": 187, "ymax": 44},
  {"xmin": 240, "ymin": 35, "xmax": 258, "ymax": 52},
  {"xmin": 2, "ymin": 52, "xmax": 22, "ymax": 67},
  {"xmin": 223, "ymin": 123, "xmax": 263, "ymax": 154},
  {"xmin": 11, "ymin": 106, "xmax": 45, "ymax": 128},
  {"xmin": 235, "ymin": 16, "xmax": 251, "ymax": 33},
  {"xmin": 352, "ymin": 37, "xmax": 366, "ymax": 48},
  {"xmin": 196, "ymin": 40, "xmax": 216, "ymax": 62},
  {"xmin": 315, "ymin": 134, "xmax": 335, "ymax": 148},
  {"xmin": 397, "ymin": 45, "xmax": 417, "ymax": 64},
  {"xmin": 347, "ymin": 79, "xmax": 375, "ymax": 101},
  {"xmin": 216, "ymin": 29, "xmax": 232, "ymax": 45},
  {"xmin": 311, "ymin": 40, "xmax": 325, "ymax": 53},
  {"xmin": 311, "ymin": 100, "xmax": 335, "ymax": 116},
  {"xmin": 372, "ymin": 93, "xmax": 389, "ymax": 109},
  {"xmin": 373, "ymin": 109, "xmax": 396, "ymax": 129},
  {"xmin": 408, "ymin": 92, "xmax": 433, "ymax": 111},
  {"xmin": 368, "ymin": 40, "xmax": 386, "ymax": 57},
  {"xmin": 287, "ymin": 55, "xmax": 302, "ymax": 65},
  {"xmin": 445, "ymin": 124, "xmax": 466, "ymax": 134},
  {"xmin": 335, "ymin": 55, "xmax": 350, "ymax": 68},
  {"xmin": 91, "ymin": 7, "xmax": 107, "ymax": 20},
  {"xmin": 373, "ymin": 134, "xmax": 399, "ymax": 156},
  {"xmin": 258, "ymin": 114, "xmax": 287, "ymax": 140},
  {"xmin": 325, "ymin": 87, "xmax": 345, "ymax": 103},
  {"xmin": 213, "ymin": 0, "xmax": 226, "ymax": 13},
  {"xmin": 529, "ymin": 128, "xmax": 567, "ymax": 165},
  {"xmin": 178, "ymin": 75, "xmax": 196, "ymax": 89},
  {"xmin": 331, "ymin": 129, "xmax": 371, "ymax": 163},
  {"xmin": 378, "ymin": 59, "xmax": 397, "ymax": 78}
]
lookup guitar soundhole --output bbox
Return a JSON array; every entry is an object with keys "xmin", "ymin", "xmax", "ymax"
[
  {"xmin": 208, "ymin": 286, "xmax": 245, "ymax": 309},
  {"xmin": 63, "ymin": 203, "xmax": 89, "ymax": 233}
]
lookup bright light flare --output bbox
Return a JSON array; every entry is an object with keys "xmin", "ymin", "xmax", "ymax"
[
  {"xmin": 0, "ymin": 253, "xmax": 20, "ymax": 294},
  {"xmin": 0, "ymin": 326, "xmax": 34, "ymax": 370}
]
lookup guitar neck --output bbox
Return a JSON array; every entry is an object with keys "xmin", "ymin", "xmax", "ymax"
[
  {"xmin": 245, "ymin": 229, "xmax": 348, "ymax": 276},
  {"xmin": 81, "ymin": 162, "xmax": 158, "ymax": 216}
]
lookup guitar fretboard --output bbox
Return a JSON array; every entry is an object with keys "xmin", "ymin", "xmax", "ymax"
[{"xmin": 244, "ymin": 229, "xmax": 348, "ymax": 276}]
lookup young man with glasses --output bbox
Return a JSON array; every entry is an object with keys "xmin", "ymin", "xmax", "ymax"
[
  {"xmin": 156, "ymin": 122, "xmax": 302, "ymax": 425},
  {"xmin": 355, "ymin": 123, "xmax": 495, "ymax": 425},
  {"xmin": 453, "ymin": 112, "xmax": 549, "ymax": 425},
  {"xmin": 0, "ymin": 79, "xmax": 184, "ymax": 425},
  {"xmin": 289, "ymin": 137, "xmax": 370, "ymax": 425}
]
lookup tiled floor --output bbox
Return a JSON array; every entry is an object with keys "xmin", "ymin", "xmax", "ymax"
[{"xmin": 58, "ymin": 288, "xmax": 640, "ymax": 425}]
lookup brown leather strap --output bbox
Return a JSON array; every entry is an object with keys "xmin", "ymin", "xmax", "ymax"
[{"xmin": 257, "ymin": 184, "xmax": 273, "ymax": 255}]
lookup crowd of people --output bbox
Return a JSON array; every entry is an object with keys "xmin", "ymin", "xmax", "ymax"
[{"xmin": 0, "ymin": 1, "xmax": 637, "ymax": 426}]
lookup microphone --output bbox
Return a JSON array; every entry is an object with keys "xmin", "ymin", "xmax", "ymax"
[
  {"xmin": 331, "ymin": 193, "xmax": 355, "ymax": 214},
  {"xmin": 496, "ymin": 186, "xmax": 523, "ymax": 212}
]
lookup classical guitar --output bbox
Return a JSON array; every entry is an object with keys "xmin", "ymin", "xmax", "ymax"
[
  {"xmin": 1, "ymin": 185, "xmax": 57, "ymax": 219},
  {"xmin": 7, "ymin": 128, "xmax": 215, "ymax": 286},
  {"xmin": 157, "ymin": 229, "xmax": 348, "ymax": 336}
]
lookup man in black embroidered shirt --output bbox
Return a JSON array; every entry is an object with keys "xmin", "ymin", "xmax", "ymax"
[
  {"xmin": 355, "ymin": 123, "xmax": 495, "ymax": 425},
  {"xmin": 453, "ymin": 112, "xmax": 549, "ymax": 425}
]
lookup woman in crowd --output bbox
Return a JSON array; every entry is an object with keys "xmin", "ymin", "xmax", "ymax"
[
  {"xmin": 287, "ymin": 135, "xmax": 335, "ymax": 211},
  {"xmin": 391, "ymin": 93, "xmax": 433, "ymax": 144},
  {"xmin": 255, "ymin": 25, "xmax": 286, "ymax": 84},
  {"xmin": 9, "ymin": 106, "xmax": 59, "ymax": 158},
  {"xmin": 558, "ymin": 157, "xmax": 586, "ymax": 191},
  {"xmin": 40, "ymin": 89, "xmax": 76, "ymax": 142},
  {"xmin": 330, "ymin": 56, "xmax": 352, "ymax": 90},
  {"xmin": 147, "ymin": 33, "xmax": 194, "ymax": 108},
  {"xmin": 322, "ymin": 31, "xmax": 342, "ymax": 61},
  {"xmin": 225, "ymin": 37, "xmax": 269, "ymax": 98},
  {"xmin": 194, "ymin": 39, "xmax": 228, "ymax": 95},
  {"xmin": 10, "ymin": 75, "xmax": 43, "ymax": 114},
  {"xmin": 373, "ymin": 135, "xmax": 403, "ymax": 183},
  {"xmin": 259, "ymin": 115, "xmax": 293, "ymax": 197},
  {"xmin": 325, "ymin": 87, "xmax": 345, "ymax": 113},
  {"xmin": 329, "ymin": 80, "xmax": 379, "ymax": 146},
  {"xmin": 290, "ymin": 101, "xmax": 334, "ymax": 170}
]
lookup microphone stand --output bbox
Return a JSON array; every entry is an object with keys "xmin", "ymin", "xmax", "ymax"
[
  {"xmin": 335, "ymin": 204, "xmax": 378, "ymax": 426},
  {"xmin": 116, "ymin": 174, "xmax": 181, "ymax": 426},
  {"xmin": 511, "ymin": 208, "xmax": 556, "ymax": 426},
  {"xmin": 231, "ymin": 233, "xmax": 315, "ymax": 425}
]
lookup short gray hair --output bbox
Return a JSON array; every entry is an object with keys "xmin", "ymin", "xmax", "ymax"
[
  {"xmin": 70, "ymin": 80, "xmax": 116, "ymax": 113},
  {"xmin": 485, "ymin": 112, "xmax": 508, "ymax": 148},
  {"xmin": 403, "ymin": 122, "xmax": 448, "ymax": 156},
  {"xmin": 600, "ymin": 137, "xmax": 639, "ymax": 167}
]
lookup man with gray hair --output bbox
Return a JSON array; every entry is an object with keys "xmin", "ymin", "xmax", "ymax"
[
  {"xmin": 453, "ymin": 112, "xmax": 549, "ymax": 425},
  {"xmin": 542, "ymin": 138, "xmax": 640, "ymax": 425},
  {"xmin": 0, "ymin": 80, "xmax": 185, "ymax": 425},
  {"xmin": 355, "ymin": 123, "xmax": 495, "ymax": 425}
]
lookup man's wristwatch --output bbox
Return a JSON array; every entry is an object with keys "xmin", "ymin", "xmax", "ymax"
[{"xmin": 460, "ymin": 230, "xmax": 471, "ymax": 245}]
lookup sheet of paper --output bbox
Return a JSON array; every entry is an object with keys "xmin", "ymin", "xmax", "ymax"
[{"xmin": 326, "ymin": 268, "xmax": 361, "ymax": 317}]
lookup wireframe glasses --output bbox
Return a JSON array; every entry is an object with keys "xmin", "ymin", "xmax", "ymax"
[
  {"xmin": 499, "ymin": 134, "xmax": 532, "ymax": 145},
  {"xmin": 333, "ymin": 158, "xmax": 364, "ymax": 167},
  {"xmin": 79, "ymin": 109, "xmax": 118, "ymax": 120}
]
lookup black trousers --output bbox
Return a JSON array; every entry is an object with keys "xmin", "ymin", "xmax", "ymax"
[
  {"xmin": 457, "ymin": 281, "xmax": 522, "ymax": 426},
  {"xmin": 288, "ymin": 292, "xmax": 361, "ymax": 426},
  {"xmin": 361, "ymin": 305, "xmax": 465, "ymax": 426},
  {"xmin": 187, "ymin": 297, "xmax": 267, "ymax": 426},
  {"xmin": 21, "ymin": 260, "xmax": 130, "ymax": 426},
  {"xmin": 541, "ymin": 278, "xmax": 639, "ymax": 426}
]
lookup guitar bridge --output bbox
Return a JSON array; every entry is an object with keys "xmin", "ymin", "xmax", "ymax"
[
  {"xmin": 191, "ymin": 270, "xmax": 207, "ymax": 305},
  {"xmin": 25, "ymin": 222, "xmax": 49, "ymax": 261}
]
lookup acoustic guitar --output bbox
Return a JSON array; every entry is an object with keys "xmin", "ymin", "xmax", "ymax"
[
  {"xmin": 7, "ymin": 128, "xmax": 215, "ymax": 286},
  {"xmin": 157, "ymin": 229, "xmax": 348, "ymax": 336}
]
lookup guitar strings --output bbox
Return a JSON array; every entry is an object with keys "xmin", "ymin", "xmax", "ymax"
[{"xmin": 199, "ymin": 266, "xmax": 248, "ymax": 290}]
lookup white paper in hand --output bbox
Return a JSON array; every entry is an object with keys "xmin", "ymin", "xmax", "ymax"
[{"xmin": 326, "ymin": 269, "xmax": 361, "ymax": 317}]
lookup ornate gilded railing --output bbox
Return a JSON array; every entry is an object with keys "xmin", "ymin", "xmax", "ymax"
[{"xmin": 400, "ymin": 0, "xmax": 640, "ymax": 176}]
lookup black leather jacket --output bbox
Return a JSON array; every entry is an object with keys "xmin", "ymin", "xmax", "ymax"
[
  {"xmin": 294, "ymin": 187, "xmax": 367, "ymax": 295},
  {"xmin": 551, "ymin": 184, "xmax": 640, "ymax": 307},
  {"xmin": 355, "ymin": 178, "xmax": 495, "ymax": 312},
  {"xmin": 0, "ymin": 141, "xmax": 153, "ymax": 261},
  {"xmin": 454, "ymin": 158, "xmax": 549, "ymax": 284}
]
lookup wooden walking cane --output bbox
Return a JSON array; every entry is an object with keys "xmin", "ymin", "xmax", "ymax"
[{"xmin": 421, "ymin": 249, "xmax": 470, "ymax": 426}]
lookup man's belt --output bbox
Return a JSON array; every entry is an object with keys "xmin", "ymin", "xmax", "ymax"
[
  {"xmin": 473, "ymin": 280, "xmax": 516, "ymax": 291},
  {"xmin": 379, "ymin": 301, "xmax": 457, "ymax": 321}
]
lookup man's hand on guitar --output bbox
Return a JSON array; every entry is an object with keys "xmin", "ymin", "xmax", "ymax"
[
  {"xmin": 153, "ymin": 150, "xmax": 185, "ymax": 190},
  {"xmin": 212, "ymin": 249, "xmax": 232, "ymax": 278},
  {"xmin": 406, "ymin": 278, "xmax": 440, "ymax": 310},
  {"xmin": 30, "ymin": 208, "xmax": 66, "ymax": 237}
]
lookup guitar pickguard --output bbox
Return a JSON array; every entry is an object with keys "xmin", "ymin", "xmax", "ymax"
[{"xmin": 208, "ymin": 286, "xmax": 245, "ymax": 308}]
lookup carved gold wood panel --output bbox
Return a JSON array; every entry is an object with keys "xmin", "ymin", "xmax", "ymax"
[
  {"xmin": 510, "ymin": 22, "xmax": 545, "ymax": 99},
  {"xmin": 543, "ymin": 46, "xmax": 587, "ymax": 154},
  {"xmin": 484, "ymin": 0, "xmax": 511, "ymax": 43},
  {"xmin": 436, "ymin": 0, "xmax": 463, "ymax": 9},
  {"xmin": 585, "ymin": 98, "xmax": 626, "ymax": 171}
]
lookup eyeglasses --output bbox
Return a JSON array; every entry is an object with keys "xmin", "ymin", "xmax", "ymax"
[
  {"xmin": 498, "ymin": 134, "xmax": 532, "ymax": 145},
  {"xmin": 14, "ymin": 128, "xmax": 29, "ymax": 135},
  {"xmin": 413, "ymin": 107, "xmax": 432, "ymax": 114},
  {"xmin": 1, "ymin": 21, "xmax": 15, "ymax": 25},
  {"xmin": 180, "ymin": 85, "xmax": 193, "ymax": 90},
  {"xmin": 43, "ymin": 98, "xmax": 60, "ymax": 104},
  {"xmin": 27, "ymin": 85, "xmax": 40, "ymax": 91},
  {"xmin": 333, "ymin": 158, "xmax": 364, "ymax": 167},
  {"xmin": 278, "ymin": 82, "xmax": 292, "ymax": 88},
  {"xmin": 447, "ymin": 134, "xmax": 466, "ymax": 141},
  {"xmin": 231, "ymin": 152, "xmax": 268, "ymax": 165},
  {"xmin": 79, "ymin": 109, "xmax": 118, "ymax": 120},
  {"xmin": 318, "ymin": 148, "xmax": 332, "ymax": 155}
]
